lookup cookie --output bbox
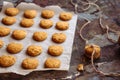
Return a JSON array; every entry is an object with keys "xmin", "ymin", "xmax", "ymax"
[
  {"xmin": 0, "ymin": 40, "xmax": 4, "ymax": 48},
  {"xmin": 20, "ymin": 18, "xmax": 34, "ymax": 28},
  {"xmin": 44, "ymin": 58, "xmax": 61, "ymax": 68},
  {"xmin": 2, "ymin": 16, "xmax": 16, "ymax": 25},
  {"xmin": 22, "ymin": 58, "xmax": 39, "ymax": 69},
  {"xmin": 27, "ymin": 45, "xmax": 42, "ymax": 57},
  {"xmin": 56, "ymin": 21, "xmax": 69, "ymax": 30},
  {"xmin": 33, "ymin": 31, "xmax": 47, "ymax": 41},
  {"xmin": 5, "ymin": 8, "xmax": 19, "ymax": 16},
  {"xmin": 85, "ymin": 44, "xmax": 101, "ymax": 59},
  {"xmin": 0, "ymin": 55, "xmax": 16, "ymax": 67},
  {"xmin": 52, "ymin": 33, "xmax": 66, "ymax": 43},
  {"xmin": 24, "ymin": 10, "xmax": 37, "ymax": 19},
  {"xmin": 7, "ymin": 42, "xmax": 23, "ymax": 54},
  {"xmin": 59, "ymin": 12, "xmax": 72, "ymax": 21},
  {"xmin": 12, "ymin": 30, "xmax": 27, "ymax": 40},
  {"xmin": 0, "ymin": 26, "xmax": 11, "ymax": 37},
  {"xmin": 39, "ymin": 19, "xmax": 53, "ymax": 29},
  {"xmin": 48, "ymin": 45, "xmax": 63, "ymax": 56},
  {"xmin": 41, "ymin": 10, "xmax": 54, "ymax": 19}
]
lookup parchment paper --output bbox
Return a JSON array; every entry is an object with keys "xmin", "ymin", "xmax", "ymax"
[{"xmin": 0, "ymin": 1, "xmax": 77, "ymax": 75}]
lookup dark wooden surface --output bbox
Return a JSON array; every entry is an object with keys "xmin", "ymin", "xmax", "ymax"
[{"xmin": 0, "ymin": 0, "xmax": 120, "ymax": 80}]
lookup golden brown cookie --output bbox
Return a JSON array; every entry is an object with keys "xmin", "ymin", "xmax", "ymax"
[
  {"xmin": 41, "ymin": 10, "xmax": 54, "ymax": 19},
  {"xmin": 2, "ymin": 16, "xmax": 16, "ymax": 25},
  {"xmin": 33, "ymin": 31, "xmax": 47, "ymax": 41},
  {"xmin": 0, "ymin": 26, "xmax": 11, "ymax": 37},
  {"xmin": 24, "ymin": 10, "xmax": 37, "ymax": 19},
  {"xmin": 56, "ymin": 21, "xmax": 69, "ymax": 30},
  {"xmin": 44, "ymin": 58, "xmax": 61, "ymax": 68},
  {"xmin": 7, "ymin": 42, "xmax": 23, "ymax": 54},
  {"xmin": 39, "ymin": 19, "xmax": 53, "ymax": 29},
  {"xmin": 0, "ymin": 40, "xmax": 4, "ymax": 48},
  {"xmin": 5, "ymin": 8, "xmax": 19, "ymax": 16},
  {"xmin": 48, "ymin": 45, "xmax": 63, "ymax": 56},
  {"xmin": 12, "ymin": 30, "xmax": 27, "ymax": 40},
  {"xmin": 52, "ymin": 33, "xmax": 66, "ymax": 43},
  {"xmin": 22, "ymin": 58, "xmax": 39, "ymax": 69},
  {"xmin": 20, "ymin": 18, "xmax": 34, "ymax": 28},
  {"xmin": 0, "ymin": 55, "xmax": 16, "ymax": 67},
  {"xmin": 85, "ymin": 44, "xmax": 101, "ymax": 59},
  {"xmin": 27, "ymin": 45, "xmax": 42, "ymax": 57},
  {"xmin": 59, "ymin": 12, "xmax": 72, "ymax": 21}
]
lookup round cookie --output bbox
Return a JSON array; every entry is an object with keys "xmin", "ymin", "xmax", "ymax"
[
  {"xmin": 44, "ymin": 58, "xmax": 61, "ymax": 68},
  {"xmin": 59, "ymin": 12, "xmax": 72, "ymax": 21},
  {"xmin": 0, "ymin": 26, "xmax": 11, "ymax": 37},
  {"xmin": 2, "ymin": 16, "xmax": 16, "ymax": 25},
  {"xmin": 56, "ymin": 21, "xmax": 69, "ymax": 30},
  {"xmin": 85, "ymin": 44, "xmax": 101, "ymax": 59},
  {"xmin": 33, "ymin": 31, "xmax": 47, "ymax": 42},
  {"xmin": 7, "ymin": 42, "xmax": 23, "ymax": 54},
  {"xmin": 12, "ymin": 30, "xmax": 27, "ymax": 40},
  {"xmin": 0, "ymin": 55, "xmax": 16, "ymax": 67},
  {"xmin": 0, "ymin": 40, "xmax": 4, "ymax": 48},
  {"xmin": 52, "ymin": 33, "xmax": 66, "ymax": 43},
  {"xmin": 24, "ymin": 10, "xmax": 37, "ymax": 19},
  {"xmin": 22, "ymin": 58, "xmax": 39, "ymax": 69},
  {"xmin": 39, "ymin": 19, "xmax": 53, "ymax": 29},
  {"xmin": 20, "ymin": 18, "xmax": 34, "ymax": 28},
  {"xmin": 48, "ymin": 45, "xmax": 63, "ymax": 56},
  {"xmin": 27, "ymin": 45, "xmax": 42, "ymax": 57},
  {"xmin": 41, "ymin": 10, "xmax": 54, "ymax": 19},
  {"xmin": 5, "ymin": 8, "xmax": 19, "ymax": 16}
]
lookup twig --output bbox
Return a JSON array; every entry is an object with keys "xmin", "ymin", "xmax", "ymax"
[{"xmin": 91, "ymin": 44, "xmax": 120, "ymax": 76}]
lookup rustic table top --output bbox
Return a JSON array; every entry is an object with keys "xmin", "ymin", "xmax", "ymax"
[{"xmin": 0, "ymin": 0, "xmax": 120, "ymax": 80}]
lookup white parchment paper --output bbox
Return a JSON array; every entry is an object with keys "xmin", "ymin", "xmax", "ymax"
[{"xmin": 0, "ymin": 1, "xmax": 77, "ymax": 75}]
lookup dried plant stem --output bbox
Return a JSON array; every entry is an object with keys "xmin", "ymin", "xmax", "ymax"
[{"xmin": 91, "ymin": 45, "xmax": 120, "ymax": 76}]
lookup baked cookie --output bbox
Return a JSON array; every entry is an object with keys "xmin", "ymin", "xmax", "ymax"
[
  {"xmin": 59, "ymin": 12, "xmax": 72, "ymax": 21},
  {"xmin": 52, "ymin": 33, "xmax": 66, "ymax": 43},
  {"xmin": 22, "ymin": 58, "xmax": 39, "ymax": 69},
  {"xmin": 0, "ymin": 40, "xmax": 4, "ymax": 48},
  {"xmin": 44, "ymin": 58, "xmax": 61, "ymax": 68},
  {"xmin": 27, "ymin": 45, "xmax": 42, "ymax": 57},
  {"xmin": 0, "ymin": 55, "xmax": 16, "ymax": 67},
  {"xmin": 5, "ymin": 8, "xmax": 19, "ymax": 16},
  {"xmin": 48, "ymin": 45, "xmax": 63, "ymax": 56},
  {"xmin": 7, "ymin": 42, "xmax": 23, "ymax": 54},
  {"xmin": 33, "ymin": 31, "xmax": 47, "ymax": 41},
  {"xmin": 85, "ymin": 44, "xmax": 101, "ymax": 59},
  {"xmin": 0, "ymin": 26, "xmax": 11, "ymax": 37},
  {"xmin": 20, "ymin": 18, "xmax": 34, "ymax": 28},
  {"xmin": 12, "ymin": 30, "xmax": 27, "ymax": 40},
  {"xmin": 2, "ymin": 16, "xmax": 16, "ymax": 25},
  {"xmin": 39, "ymin": 19, "xmax": 53, "ymax": 29},
  {"xmin": 41, "ymin": 10, "xmax": 54, "ymax": 19},
  {"xmin": 24, "ymin": 10, "xmax": 37, "ymax": 19},
  {"xmin": 56, "ymin": 21, "xmax": 69, "ymax": 30}
]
